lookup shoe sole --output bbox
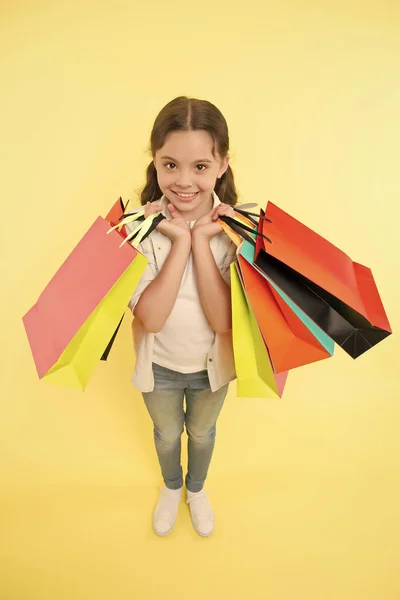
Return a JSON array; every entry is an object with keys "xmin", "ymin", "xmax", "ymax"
[
  {"xmin": 154, "ymin": 527, "xmax": 173, "ymax": 536},
  {"xmin": 195, "ymin": 529, "xmax": 214, "ymax": 537},
  {"xmin": 192, "ymin": 519, "xmax": 215, "ymax": 537}
]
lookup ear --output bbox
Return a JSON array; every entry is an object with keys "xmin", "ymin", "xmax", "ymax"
[{"xmin": 218, "ymin": 155, "xmax": 230, "ymax": 179}]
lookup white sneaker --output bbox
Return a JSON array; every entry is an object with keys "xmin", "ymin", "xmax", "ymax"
[
  {"xmin": 186, "ymin": 489, "xmax": 215, "ymax": 537},
  {"xmin": 153, "ymin": 486, "xmax": 182, "ymax": 536}
]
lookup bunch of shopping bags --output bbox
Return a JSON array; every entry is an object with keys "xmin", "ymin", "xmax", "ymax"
[
  {"xmin": 22, "ymin": 197, "xmax": 392, "ymax": 395},
  {"xmin": 218, "ymin": 202, "xmax": 392, "ymax": 399},
  {"xmin": 22, "ymin": 199, "xmax": 152, "ymax": 391}
]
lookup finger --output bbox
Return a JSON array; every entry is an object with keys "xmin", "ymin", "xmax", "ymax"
[
  {"xmin": 212, "ymin": 205, "xmax": 227, "ymax": 220},
  {"xmin": 210, "ymin": 206, "xmax": 220, "ymax": 220},
  {"xmin": 168, "ymin": 204, "xmax": 182, "ymax": 217},
  {"xmin": 219, "ymin": 205, "xmax": 235, "ymax": 219},
  {"xmin": 145, "ymin": 202, "xmax": 162, "ymax": 217}
]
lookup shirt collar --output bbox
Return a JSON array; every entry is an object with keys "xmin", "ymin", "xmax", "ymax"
[{"xmin": 158, "ymin": 190, "xmax": 221, "ymax": 222}]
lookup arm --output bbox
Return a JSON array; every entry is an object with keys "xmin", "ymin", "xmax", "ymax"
[
  {"xmin": 191, "ymin": 231, "xmax": 232, "ymax": 335},
  {"xmin": 132, "ymin": 201, "xmax": 192, "ymax": 333},
  {"xmin": 133, "ymin": 236, "xmax": 191, "ymax": 333}
]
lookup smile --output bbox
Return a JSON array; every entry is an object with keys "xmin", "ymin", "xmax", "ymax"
[{"xmin": 173, "ymin": 191, "xmax": 199, "ymax": 200}]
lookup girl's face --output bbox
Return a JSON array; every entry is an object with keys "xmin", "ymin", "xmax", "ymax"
[{"xmin": 153, "ymin": 129, "xmax": 229, "ymax": 221}]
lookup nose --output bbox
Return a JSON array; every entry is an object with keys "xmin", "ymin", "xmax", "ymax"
[{"xmin": 175, "ymin": 170, "xmax": 192, "ymax": 187}]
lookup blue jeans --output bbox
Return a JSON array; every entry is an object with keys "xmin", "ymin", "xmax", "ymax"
[{"xmin": 142, "ymin": 363, "xmax": 229, "ymax": 493}]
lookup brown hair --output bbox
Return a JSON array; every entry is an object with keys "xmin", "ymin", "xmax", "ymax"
[{"xmin": 138, "ymin": 96, "xmax": 238, "ymax": 207}]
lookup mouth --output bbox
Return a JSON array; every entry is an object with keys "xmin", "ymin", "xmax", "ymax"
[{"xmin": 172, "ymin": 191, "xmax": 199, "ymax": 202}]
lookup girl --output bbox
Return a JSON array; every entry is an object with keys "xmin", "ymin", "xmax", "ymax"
[{"xmin": 127, "ymin": 96, "xmax": 239, "ymax": 537}]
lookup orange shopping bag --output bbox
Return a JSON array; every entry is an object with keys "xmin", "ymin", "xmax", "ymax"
[
  {"xmin": 231, "ymin": 262, "xmax": 288, "ymax": 399},
  {"xmin": 237, "ymin": 240, "xmax": 334, "ymax": 373}
]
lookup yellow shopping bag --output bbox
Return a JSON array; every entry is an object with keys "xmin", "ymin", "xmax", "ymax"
[
  {"xmin": 43, "ymin": 255, "xmax": 147, "ymax": 390},
  {"xmin": 230, "ymin": 262, "xmax": 288, "ymax": 399}
]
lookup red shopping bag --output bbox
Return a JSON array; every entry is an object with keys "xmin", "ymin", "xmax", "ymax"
[
  {"xmin": 105, "ymin": 197, "xmax": 129, "ymax": 239},
  {"xmin": 254, "ymin": 204, "xmax": 392, "ymax": 358}
]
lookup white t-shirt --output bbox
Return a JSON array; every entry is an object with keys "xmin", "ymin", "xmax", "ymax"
[
  {"xmin": 152, "ymin": 221, "xmax": 215, "ymax": 373},
  {"xmin": 126, "ymin": 191, "xmax": 238, "ymax": 392}
]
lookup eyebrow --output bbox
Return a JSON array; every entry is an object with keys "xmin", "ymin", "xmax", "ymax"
[{"xmin": 160, "ymin": 155, "xmax": 213, "ymax": 164}]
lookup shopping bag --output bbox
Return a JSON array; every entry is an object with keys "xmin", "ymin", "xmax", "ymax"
[
  {"xmin": 254, "ymin": 205, "xmax": 392, "ymax": 358},
  {"xmin": 231, "ymin": 262, "xmax": 288, "ymax": 399},
  {"xmin": 101, "ymin": 199, "xmax": 162, "ymax": 360},
  {"xmin": 219, "ymin": 207, "xmax": 258, "ymax": 246},
  {"xmin": 100, "ymin": 197, "xmax": 130, "ymax": 361},
  {"xmin": 105, "ymin": 196, "xmax": 129, "ymax": 239},
  {"xmin": 219, "ymin": 206, "xmax": 271, "ymax": 248},
  {"xmin": 238, "ymin": 240, "xmax": 334, "ymax": 373},
  {"xmin": 23, "ymin": 216, "xmax": 148, "ymax": 390},
  {"xmin": 100, "ymin": 314, "xmax": 124, "ymax": 361}
]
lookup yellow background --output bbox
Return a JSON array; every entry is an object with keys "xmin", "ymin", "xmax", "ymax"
[{"xmin": 1, "ymin": 0, "xmax": 400, "ymax": 598}]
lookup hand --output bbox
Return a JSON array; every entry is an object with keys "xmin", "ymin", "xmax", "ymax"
[
  {"xmin": 155, "ymin": 203, "xmax": 191, "ymax": 243},
  {"xmin": 192, "ymin": 203, "xmax": 236, "ymax": 242},
  {"xmin": 144, "ymin": 201, "xmax": 163, "ymax": 219}
]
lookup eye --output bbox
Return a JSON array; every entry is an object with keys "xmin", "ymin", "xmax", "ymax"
[{"xmin": 163, "ymin": 162, "xmax": 208, "ymax": 171}]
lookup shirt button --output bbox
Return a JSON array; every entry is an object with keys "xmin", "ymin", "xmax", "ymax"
[{"xmin": 208, "ymin": 358, "xmax": 213, "ymax": 362}]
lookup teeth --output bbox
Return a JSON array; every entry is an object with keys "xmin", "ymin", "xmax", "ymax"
[{"xmin": 175, "ymin": 192, "xmax": 197, "ymax": 198}]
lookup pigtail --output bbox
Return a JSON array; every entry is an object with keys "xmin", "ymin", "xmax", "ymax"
[
  {"xmin": 139, "ymin": 161, "xmax": 163, "ymax": 206},
  {"xmin": 215, "ymin": 164, "xmax": 238, "ymax": 207}
]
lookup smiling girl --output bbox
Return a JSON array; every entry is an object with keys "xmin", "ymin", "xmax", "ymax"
[{"xmin": 127, "ymin": 96, "xmax": 238, "ymax": 537}]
